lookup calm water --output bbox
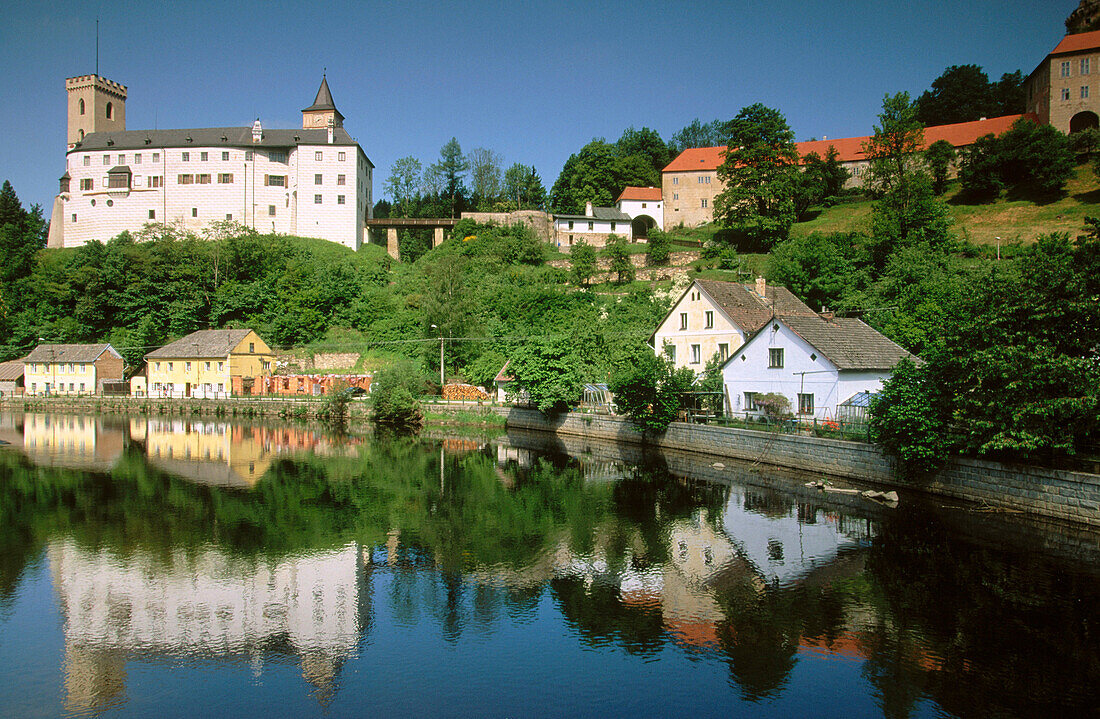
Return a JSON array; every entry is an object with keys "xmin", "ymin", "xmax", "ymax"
[{"xmin": 0, "ymin": 411, "xmax": 1098, "ymax": 718}]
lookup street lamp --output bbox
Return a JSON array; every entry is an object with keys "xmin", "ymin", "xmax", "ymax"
[{"xmin": 430, "ymin": 324, "xmax": 444, "ymax": 388}]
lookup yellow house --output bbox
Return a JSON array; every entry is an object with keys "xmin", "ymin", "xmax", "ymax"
[
  {"xmin": 23, "ymin": 344, "xmax": 125, "ymax": 396},
  {"xmin": 144, "ymin": 329, "xmax": 274, "ymax": 398}
]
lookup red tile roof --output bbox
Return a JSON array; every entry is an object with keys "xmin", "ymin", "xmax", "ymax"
[
  {"xmin": 661, "ymin": 114, "xmax": 1039, "ymax": 172},
  {"xmin": 616, "ymin": 186, "xmax": 662, "ymax": 202},
  {"xmin": 1051, "ymin": 29, "xmax": 1100, "ymax": 55}
]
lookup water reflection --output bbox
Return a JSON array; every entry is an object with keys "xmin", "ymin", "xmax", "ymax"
[{"xmin": 0, "ymin": 410, "xmax": 1098, "ymax": 718}]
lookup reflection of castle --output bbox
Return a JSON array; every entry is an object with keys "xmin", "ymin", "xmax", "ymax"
[{"xmin": 49, "ymin": 539, "xmax": 370, "ymax": 711}]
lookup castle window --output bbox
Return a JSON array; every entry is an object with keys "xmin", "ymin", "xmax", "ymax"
[
  {"xmin": 314, "ymin": 194, "xmax": 322, "ymax": 204},
  {"xmin": 148, "ymin": 176, "xmax": 162, "ymax": 188},
  {"xmin": 315, "ymin": 173, "xmax": 323, "ymax": 185},
  {"xmin": 72, "ymin": 214, "xmax": 77, "ymax": 223},
  {"xmin": 149, "ymin": 210, "xmax": 155, "ymax": 219},
  {"xmin": 1062, "ymin": 61, "xmax": 1072, "ymax": 78},
  {"xmin": 338, "ymin": 151, "xmax": 346, "ymax": 161},
  {"xmin": 337, "ymin": 195, "xmax": 345, "ymax": 204},
  {"xmin": 152, "ymin": 153, "xmax": 160, "ymax": 163},
  {"xmin": 107, "ymin": 171, "xmax": 130, "ymax": 189},
  {"xmin": 218, "ymin": 173, "xmax": 233, "ymax": 183},
  {"xmin": 673, "ymin": 193, "xmax": 679, "ymax": 200},
  {"xmin": 701, "ymin": 198, "xmax": 708, "ymax": 208},
  {"xmin": 192, "ymin": 208, "xmax": 198, "ymax": 217},
  {"xmin": 1084, "ymin": 86, "xmax": 1091, "ymax": 99},
  {"xmin": 182, "ymin": 152, "xmax": 190, "ymax": 162},
  {"xmin": 134, "ymin": 153, "xmax": 142, "ymax": 164},
  {"xmin": 105, "ymin": 102, "xmax": 113, "ymax": 119},
  {"xmin": 222, "ymin": 151, "xmax": 230, "ymax": 161},
  {"xmin": 268, "ymin": 151, "xmax": 288, "ymax": 163},
  {"xmin": 1084, "ymin": 58, "xmax": 1091, "ymax": 75},
  {"xmin": 84, "ymin": 156, "xmax": 90, "ymax": 166},
  {"xmin": 269, "ymin": 205, "xmax": 276, "ymax": 216},
  {"xmin": 1063, "ymin": 88, "xmax": 1072, "ymax": 101},
  {"xmin": 103, "ymin": 155, "xmax": 110, "ymax": 165},
  {"xmin": 245, "ymin": 151, "xmax": 253, "ymax": 161},
  {"xmin": 178, "ymin": 174, "xmax": 194, "ymax": 184},
  {"xmin": 118, "ymin": 154, "xmax": 125, "ymax": 164},
  {"xmin": 315, "ymin": 151, "xmax": 323, "ymax": 161},
  {"xmin": 337, "ymin": 174, "xmax": 346, "ymax": 185},
  {"xmin": 197, "ymin": 174, "xmax": 211, "ymax": 184},
  {"xmin": 80, "ymin": 178, "xmax": 94, "ymax": 191},
  {"xmin": 200, "ymin": 152, "xmax": 208, "ymax": 161},
  {"xmin": 265, "ymin": 175, "xmax": 286, "ymax": 187},
  {"xmin": 79, "ymin": 98, "xmax": 85, "ymax": 115},
  {"xmin": 672, "ymin": 177, "xmax": 678, "ymax": 185}
]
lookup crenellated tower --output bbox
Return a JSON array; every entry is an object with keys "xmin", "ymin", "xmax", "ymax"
[{"xmin": 66, "ymin": 74, "xmax": 127, "ymax": 148}]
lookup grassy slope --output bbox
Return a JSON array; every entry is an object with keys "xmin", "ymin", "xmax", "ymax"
[{"xmin": 790, "ymin": 163, "xmax": 1100, "ymax": 244}]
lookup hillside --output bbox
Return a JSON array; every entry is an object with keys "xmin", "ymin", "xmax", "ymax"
[{"xmin": 791, "ymin": 163, "xmax": 1100, "ymax": 244}]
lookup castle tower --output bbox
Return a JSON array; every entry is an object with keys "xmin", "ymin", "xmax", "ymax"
[
  {"xmin": 66, "ymin": 75, "xmax": 127, "ymax": 148},
  {"xmin": 301, "ymin": 75, "xmax": 344, "ymax": 130}
]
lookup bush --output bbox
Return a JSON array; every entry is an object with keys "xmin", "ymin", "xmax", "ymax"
[
  {"xmin": 371, "ymin": 363, "xmax": 426, "ymax": 430},
  {"xmin": 645, "ymin": 230, "xmax": 672, "ymax": 266},
  {"xmin": 869, "ymin": 359, "xmax": 947, "ymax": 474},
  {"xmin": 609, "ymin": 353, "xmax": 695, "ymax": 434}
]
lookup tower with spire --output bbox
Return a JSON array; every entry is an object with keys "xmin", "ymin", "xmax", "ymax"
[{"xmin": 302, "ymin": 75, "xmax": 344, "ymax": 130}]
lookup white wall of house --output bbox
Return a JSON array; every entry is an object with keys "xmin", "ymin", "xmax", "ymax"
[
  {"xmin": 653, "ymin": 282, "xmax": 747, "ymax": 371},
  {"xmin": 617, "ymin": 197, "xmax": 663, "ymax": 229},
  {"xmin": 553, "ymin": 217, "xmax": 628, "ymax": 235}
]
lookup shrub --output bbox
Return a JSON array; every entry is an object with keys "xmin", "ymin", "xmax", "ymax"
[{"xmin": 371, "ymin": 363, "xmax": 425, "ymax": 430}]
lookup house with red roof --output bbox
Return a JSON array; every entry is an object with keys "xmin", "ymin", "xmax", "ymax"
[
  {"xmin": 615, "ymin": 186, "xmax": 663, "ymax": 236},
  {"xmin": 660, "ymin": 114, "xmax": 1038, "ymax": 229},
  {"xmin": 1026, "ymin": 29, "xmax": 1100, "ymax": 134}
]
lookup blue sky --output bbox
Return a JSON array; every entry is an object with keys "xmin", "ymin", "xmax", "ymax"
[{"xmin": 0, "ymin": 0, "xmax": 1077, "ymax": 213}]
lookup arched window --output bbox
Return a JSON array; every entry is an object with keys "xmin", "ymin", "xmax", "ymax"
[
  {"xmin": 106, "ymin": 102, "xmax": 113, "ymax": 120},
  {"xmin": 79, "ymin": 98, "xmax": 85, "ymax": 115}
]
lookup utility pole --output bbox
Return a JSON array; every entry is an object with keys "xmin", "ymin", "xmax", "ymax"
[{"xmin": 431, "ymin": 324, "xmax": 444, "ymax": 388}]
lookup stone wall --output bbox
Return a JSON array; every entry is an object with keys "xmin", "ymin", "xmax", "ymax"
[
  {"xmin": 460, "ymin": 210, "xmax": 554, "ymax": 242},
  {"xmin": 313, "ymin": 353, "xmax": 360, "ymax": 370},
  {"xmin": 501, "ymin": 408, "xmax": 1100, "ymax": 527}
]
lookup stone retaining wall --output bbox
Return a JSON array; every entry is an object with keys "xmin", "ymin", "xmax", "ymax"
[{"xmin": 502, "ymin": 408, "xmax": 1100, "ymax": 527}]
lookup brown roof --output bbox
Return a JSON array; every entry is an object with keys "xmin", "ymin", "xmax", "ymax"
[
  {"xmin": 617, "ymin": 186, "xmax": 662, "ymax": 202},
  {"xmin": 696, "ymin": 280, "xmax": 816, "ymax": 334},
  {"xmin": 494, "ymin": 360, "xmax": 514, "ymax": 383},
  {"xmin": 1051, "ymin": 29, "xmax": 1100, "ymax": 55},
  {"xmin": 661, "ymin": 114, "xmax": 1039, "ymax": 170},
  {"xmin": 782, "ymin": 316, "xmax": 916, "ymax": 371},
  {"xmin": 146, "ymin": 329, "xmax": 257, "ymax": 359},
  {"xmin": 24, "ymin": 344, "xmax": 119, "ymax": 363},
  {"xmin": 0, "ymin": 360, "xmax": 25, "ymax": 381}
]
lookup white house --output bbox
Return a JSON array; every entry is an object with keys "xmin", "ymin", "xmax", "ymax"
[
  {"xmin": 552, "ymin": 201, "xmax": 632, "ymax": 250},
  {"xmin": 615, "ymin": 186, "xmax": 663, "ymax": 236},
  {"xmin": 721, "ymin": 314, "xmax": 916, "ymax": 420},
  {"xmin": 651, "ymin": 278, "xmax": 817, "ymax": 371}
]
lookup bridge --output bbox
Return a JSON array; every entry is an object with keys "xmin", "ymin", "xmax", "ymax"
[{"xmin": 364, "ymin": 218, "xmax": 460, "ymax": 259}]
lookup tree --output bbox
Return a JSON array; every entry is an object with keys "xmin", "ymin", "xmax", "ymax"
[
  {"xmin": 503, "ymin": 163, "xmax": 546, "ymax": 210},
  {"xmin": 996, "ymin": 119, "xmax": 1076, "ymax": 198},
  {"xmin": 602, "ymin": 235, "xmax": 634, "ymax": 284},
  {"xmin": 924, "ymin": 140, "xmax": 956, "ymax": 194},
  {"xmin": 645, "ymin": 229, "xmax": 671, "ymax": 266},
  {"xmin": 608, "ymin": 352, "xmax": 695, "ymax": 434},
  {"xmin": 820, "ymin": 146, "xmax": 851, "ymax": 199},
  {"xmin": 915, "ymin": 65, "xmax": 998, "ymax": 126},
  {"xmin": 510, "ymin": 337, "xmax": 584, "ymax": 414},
  {"xmin": 615, "ymin": 126, "xmax": 672, "ymax": 179},
  {"xmin": 467, "ymin": 147, "xmax": 503, "ymax": 208},
  {"xmin": 767, "ymin": 232, "xmax": 864, "ymax": 311},
  {"xmin": 869, "ymin": 358, "xmax": 948, "ymax": 474},
  {"xmin": 384, "ymin": 156, "xmax": 422, "ymax": 216},
  {"xmin": 428, "ymin": 138, "xmax": 468, "ymax": 217},
  {"xmin": 713, "ymin": 104, "xmax": 800, "ymax": 249},
  {"xmin": 670, "ymin": 118, "xmax": 727, "ymax": 152},
  {"xmin": 371, "ymin": 362, "xmax": 426, "ymax": 430},
  {"xmin": 957, "ymin": 134, "xmax": 1004, "ymax": 201},
  {"xmin": 992, "ymin": 70, "xmax": 1026, "ymax": 116},
  {"xmin": 570, "ymin": 240, "xmax": 597, "ymax": 286}
]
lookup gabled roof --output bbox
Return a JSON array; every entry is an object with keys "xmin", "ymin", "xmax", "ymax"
[
  {"xmin": 0, "ymin": 360, "xmax": 25, "ymax": 381},
  {"xmin": 662, "ymin": 114, "xmax": 1039, "ymax": 170},
  {"xmin": 146, "ymin": 329, "xmax": 258, "ymax": 359},
  {"xmin": 781, "ymin": 315, "xmax": 917, "ymax": 371},
  {"xmin": 1051, "ymin": 29, "xmax": 1100, "ymax": 55},
  {"xmin": 70, "ymin": 126, "xmax": 362, "ymax": 153},
  {"xmin": 696, "ymin": 280, "xmax": 816, "ymax": 334},
  {"xmin": 24, "ymin": 344, "xmax": 120, "ymax": 363},
  {"xmin": 617, "ymin": 186, "xmax": 662, "ymax": 202},
  {"xmin": 494, "ymin": 360, "xmax": 514, "ymax": 383}
]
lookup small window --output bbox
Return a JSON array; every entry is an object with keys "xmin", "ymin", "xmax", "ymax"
[
  {"xmin": 1083, "ymin": 58, "xmax": 1091, "ymax": 75},
  {"xmin": 337, "ymin": 194, "xmax": 345, "ymax": 204},
  {"xmin": 103, "ymin": 154, "xmax": 110, "ymax": 165},
  {"xmin": 315, "ymin": 151, "xmax": 323, "ymax": 161},
  {"xmin": 1083, "ymin": 86, "xmax": 1091, "ymax": 99},
  {"xmin": 245, "ymin": 151, "xmax": 253, "ymax": 161},
  {"xmin": 83, "ymin": 156, "xmax": 90, "ymax": 166},
  {"xmin": 315, "ymin": 173, "xmax": 323, "ymax": 185},
  {"xmin": 705, "ymin": 310, "xmax": 714, "ymax": 329},
  {"xmin": 182, "ymin": 152, "xmax": 189, "ymax": 162},
  {"xmin": 72, "ymin": 213, "xmax": 77, "ymax": 222},
  {"xmin": 314, "ymin": 194, "xmax": 322, "ymax": 204},
  {"xmin": 79, "ymin": 98, "xmax": 85, "ymax": 115},
  {"xmin": 80, "ymin": 178, "xmax": 94, "ymax": 191},
  {"xmin": 269, "ymin": 151, "xmax": 288, "ymax": 163},
  {"xmin": 337, "ymin": 174, "xmax": 346, "ymax": 185},
  {"xmin": 149, "ymin": 209, "xmax": 156, "ymax": 219},
  {"xmin": 222, "ymin": 151, "xmax": 230, "ymax": 161},
  {"xmin": 587, "ymin": 221, "xmax": 593, "ymax": 230},
  {"xmin": 769, "ymin": 348, "xmax": 784, "ymax": 368},
  {"xmin": 118, "ymin": 154, "xmax": 125, "ymax": 164},
  {"xmin": 745, "ymin": 391, "xmax": 757, "ymax": 410},
  {"xmin": 105, "ymin": 101, "xmax": 113, "ymax": 119},
  {"xmin": 168, "ymin": 362, "xmax": 174, "ymax": 371},
  {"xmin": 218, "ymin": 173, "xmax": 233, "ymax": 183},
  {"xmin": 205, "ymin": 362, "xmax": 210, "ymax": 370},
  {"xmin": 798, "ymin": 393, "xmax": 814, "ymax": 415},
  {"xmin": 269, "ymin": 204, "xmax": 276, "ymax": 216},
  {"xmin": 701, "ymin": 198, "xmax": 708, "ymax": 208},
  {"xmin": 691, "ymin": 344, "xmax": 701, "ymax": 364},
  {"xmin": 340, "ymin": 151, "xmax": 347, "ymax": 161},
  {"xmin": 1062, "ymin": 61, "xmax": 1072, "ymax": 77},
  {"xmin": 610, "ymin": 222, "xmax": 616, "ymax": 231},
  {"xmin": 672, "ymin": 177, "xmax": 678, "ymax": 185},
  {"xmin": 665, "ymin": 345, "xmax": 676, "ymax": 362},
  {"xmin": 148, "ymin": 176, "xmax": 162, "ymax": 188},
  {"xmin": 673, "ymin": 192, "xmax": 679, "ymax": 200},
  {"xmin": 191, "ymin": 207, "xmax": 198, "ymax": 217},
  {"xmin": 567, "ymin": 220, "xmax": 574, "ymax": 230},
  {"xmin": 200, "ymin": 152, "xmax": 208, "ymax": 161},
  {"xmin": 679, "ymin": 312, "xmax": 688, "ymax": 330},
  {"xmin": 152, "ymin": 153, "xmax": 160, "ymax": 163},
  {"xmin": 1062, "ymin": 88, "xmax": 1072, "ymax": 101},
  {"xmin": 197, "ymin": 174, "xmax": 211, "ymax": 184},
  {"xmin": 218, "ymin": 362, "xmax": 224, "ymax": 371},
  {"xmin": 266, "ymin": 175, "xmax": 286, "ymax": 187},
  {"xmin": 134, "ymin": 153, "xmax": 142, "ymax": 164},
  {"xmin": 718, "ymin": 343, "xmax": 729, "ymax": 361},
  {"xmin": 185, "ymin": 362, "xmax": 192, "ymax": 372},
  {"xmin": 249, "ymin": 343, "xmax": 255, "ymax": 353},
  {"xmin": 226, "ymin": 213, "xmax": 232, "ymax": 220},
  {"xmin": 178, "ymin": 174, "xmax": 193, "ymax": 184}
]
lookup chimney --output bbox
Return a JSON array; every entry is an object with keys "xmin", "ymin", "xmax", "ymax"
[
  {"xmin": 585, "ymin": 201, "xmax": 593, "ymax": 217},
  {"xmin": 327, "ymin": 116, "xmax": 334, "ymax": 144},
  {"xmin": 251, "ymin": 119, "xmax": 263, "ymax": 143},
  {"xmin": 755, "ymin": 276, "xmax": 766, "ymax": 298},
  {"xmin": 821, "ymin": 310, "xmax": 836, "ymax": 321}
]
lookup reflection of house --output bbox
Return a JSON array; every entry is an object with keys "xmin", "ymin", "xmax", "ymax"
[
  {"xmin": 721, "ymin": 313, "xmax": 917, "ymax": 421},
  {"xmin": 23, "ymin": 343, "xmax": 124, "ymax": 396},
  {"xmin": 0, "ymin": 359, "xmax": 25, "ymax": 396},
  {"xmin": 553, "ymin": 201, "xmax": 633, "ymax": 251},
  {"xmin": 1027, "ymin": 29, "xmax": 1100, "ymax": 134},
  {"xmin": 49, "ymin": 540, "xmax": 370, "ymax": 712},
  {"xmin": 135, "ymin": 417, "xmax": 273, "ymax": 487},
  {"xmin": 13, "ymin": 413, "xmax": 126, "ymax": 471},
  {"xmin": 145, "ymin": 329, "xmax": 273, "ymax": 398},
  {"xmin": 652, "ymin": 278, "xmax": 816, "ymax": 371}
]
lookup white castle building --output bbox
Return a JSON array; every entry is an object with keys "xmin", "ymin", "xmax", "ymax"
[{"xmin": 48, "ymin": 74, "xmax": 373, "ymax": 250}]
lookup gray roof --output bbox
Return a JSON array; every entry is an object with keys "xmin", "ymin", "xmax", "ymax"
[
  {"xmin": 302, "ymin": 75, "xmax": 343, "ymax": 118},
  {"xmin": 555, "ymin": 207, "xmax": 632, "ymax": 221},
  {"xmin": 24, "ymin": 344, "xmax": 120, "ymax": 363},
  {"xmin": 70, "ymin": 125, "xmax": 366, "ymax": 155},
  {"xmin": 146, "ymin": 329, "xmax": 257, "ymax": 360},
  {"xmin": 696, "ymin": 280, "xmax": 816, "ymax": 334},
  {"xmin": 782, "ymin": 316, "xmax": 917, "ymax": 371},
  {"xmin": 108, "ymin": 165, "xmax": 131, "ymax": 174},
  {"xmin": 0, "ymin": 360, "xmax": 25, "ymax": 381}
]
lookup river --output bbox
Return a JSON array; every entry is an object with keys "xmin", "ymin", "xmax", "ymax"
[{"xmin": 0, "ymin": 411, "xmax": 1097, "ymax": 718}]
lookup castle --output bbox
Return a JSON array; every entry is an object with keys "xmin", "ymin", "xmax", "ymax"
[{"xmin": 47, "ymin": 75, "xmax": 374, "ymax": 250}]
